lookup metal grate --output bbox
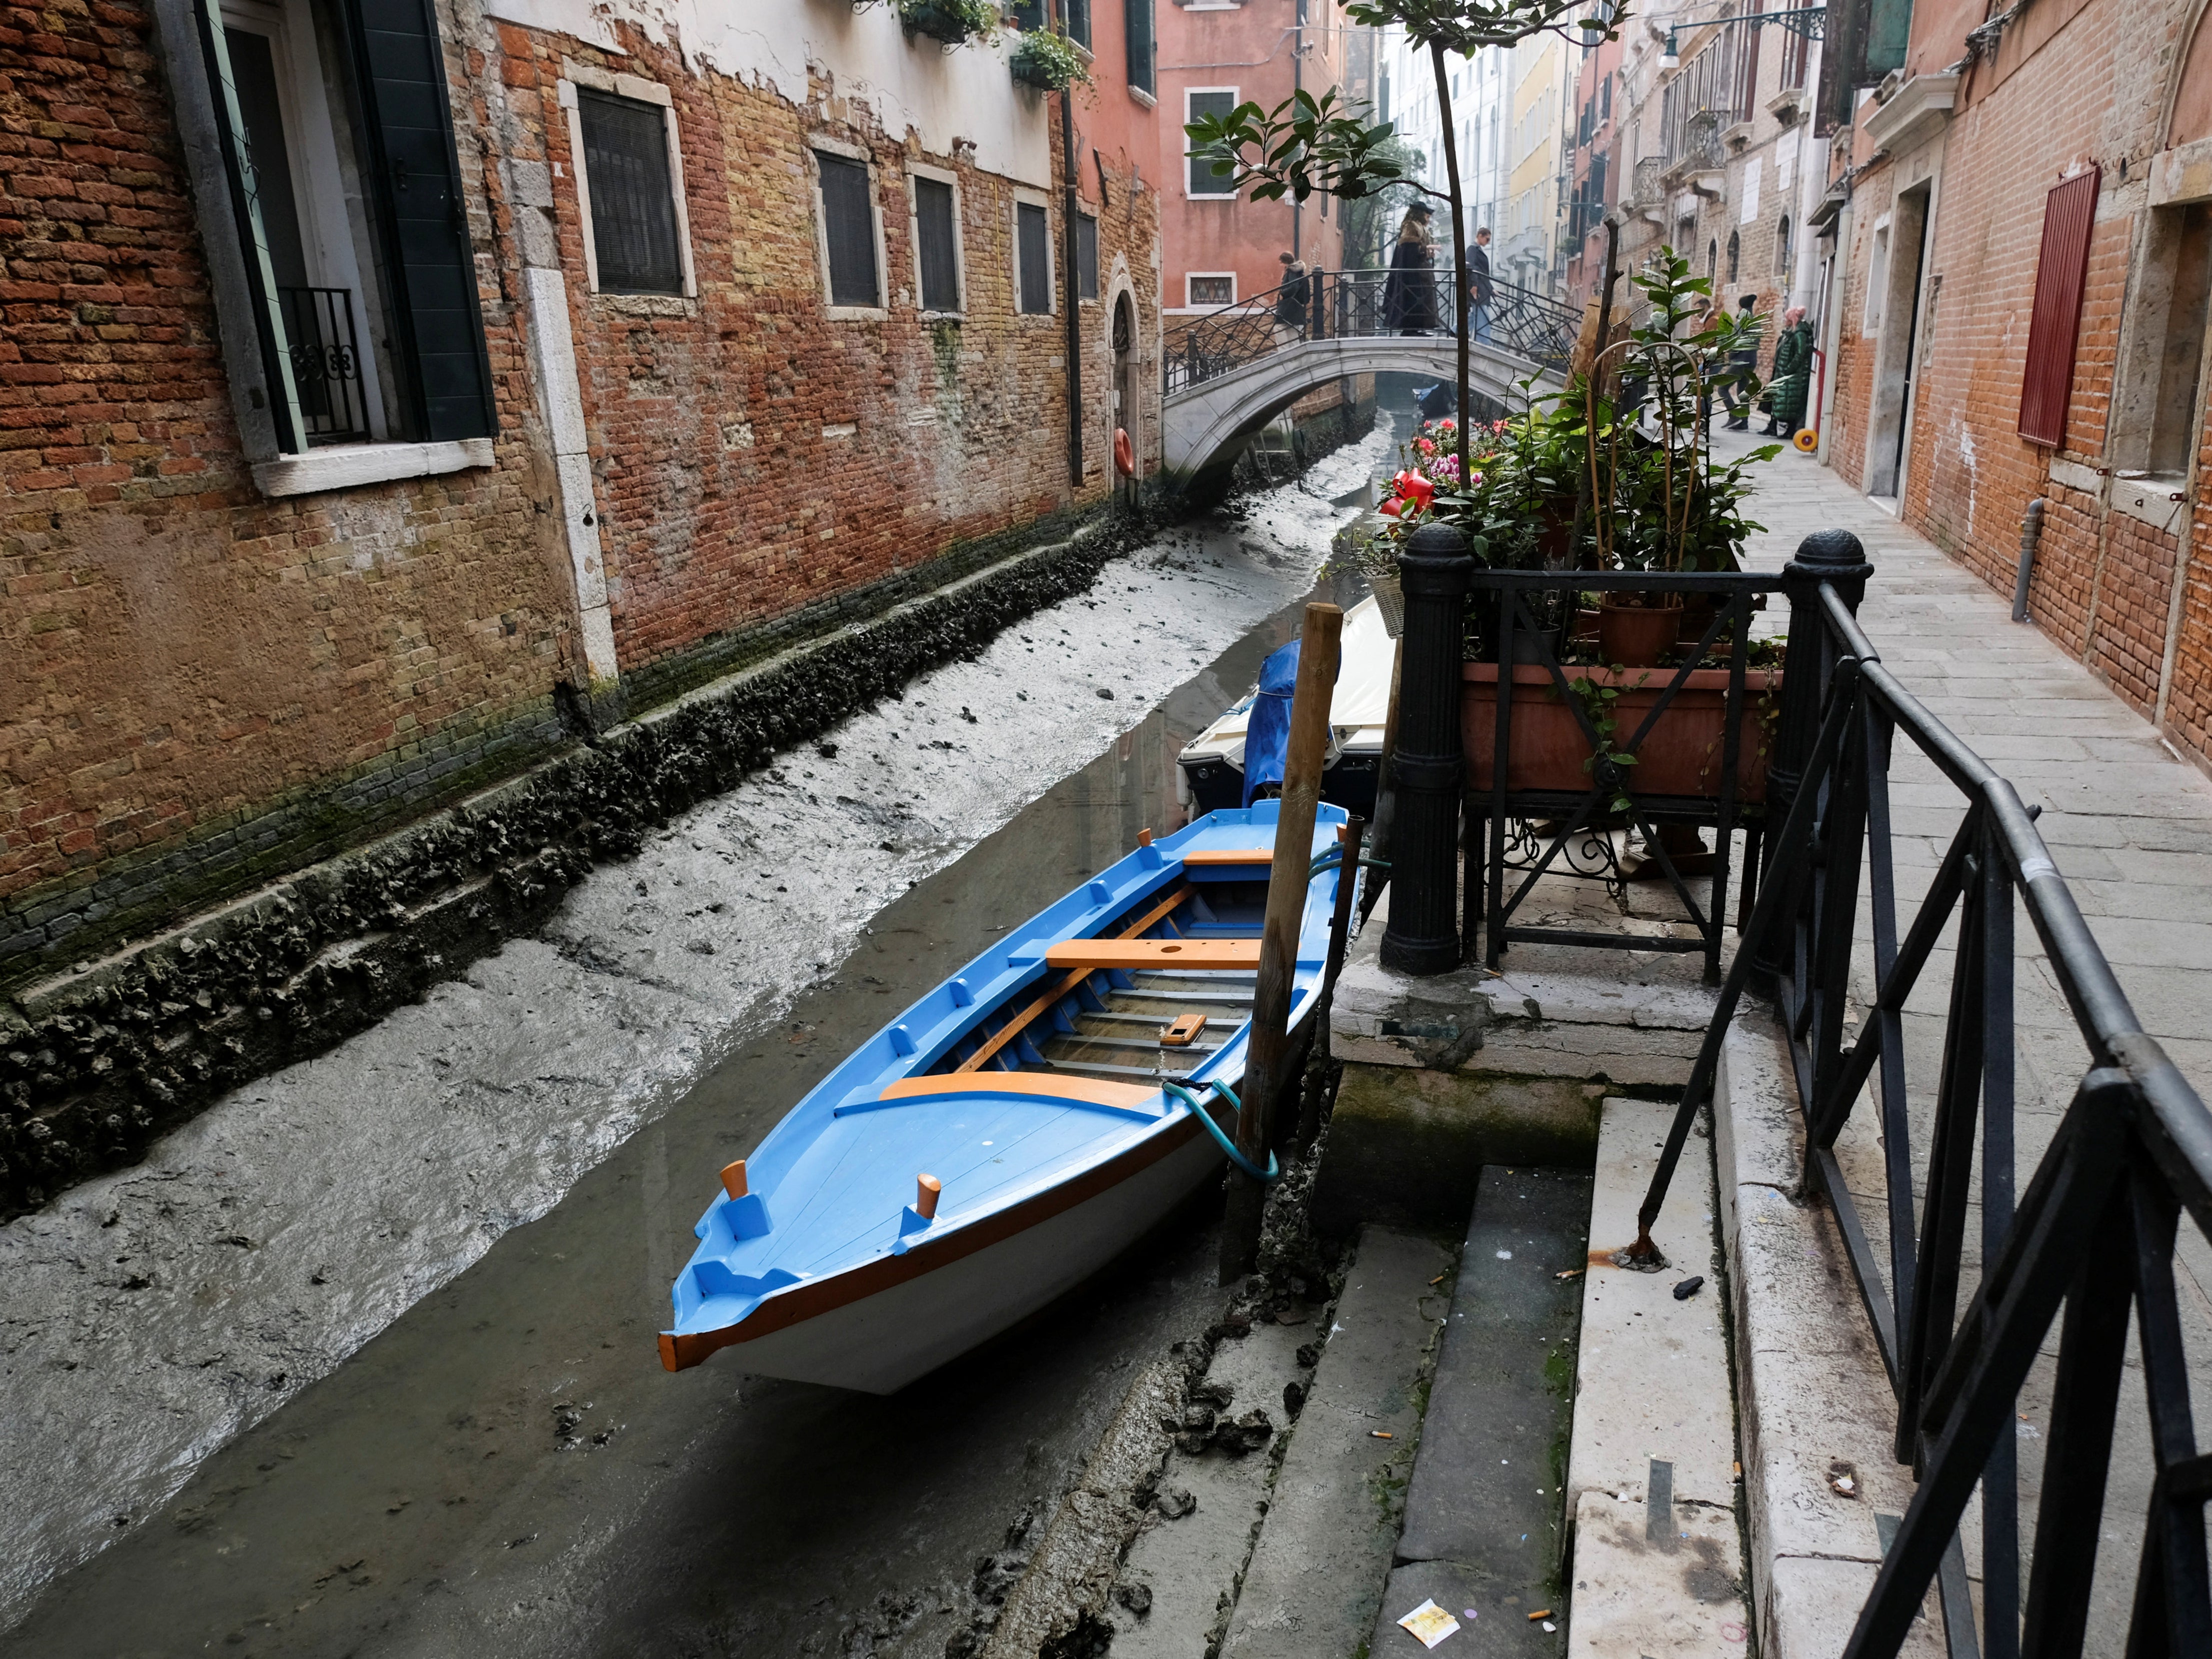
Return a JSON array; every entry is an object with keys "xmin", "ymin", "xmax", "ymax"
[
  {"xmin": 578, "ymin": 89, "xmax": 683, "ymax": 296},
  {"xmin": 914, "ymin": 176, "xmax": 960, "ymax": 313},
  {"xmin": 1017, "ymin": 202, "xmax": 1052, "ymax": 315},
  {"xmin": 817, "ymin": 151, "xmax": 880, "ymax": 309},
  {"xmin": 276, "ymin": 286, "xmax": 372, "ymax": 444}
]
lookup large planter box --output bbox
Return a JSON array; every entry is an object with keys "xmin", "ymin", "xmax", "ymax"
[{"xmin": 1461, "ymin": 661, "xmax": 1780, "ymax": 804}]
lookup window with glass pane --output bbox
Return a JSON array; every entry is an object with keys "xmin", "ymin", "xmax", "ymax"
[
  {"xmin": 914, "ymin": 176, "xmax": 961, "ymax": 313},
  {"xmin": 1125, "ymin": 0, "xmax": 1154, "ymax": 94},
  {"xmin": 1065, "ymin": 0, "xmax": 1091, "ymax": 48},
  {"xmin": 1189, "ymin": 276, "xmax": 1233, "ymax": 306},
  {"xmin": 1017, "ymin": 202, "xmax": 1052, "ymax": 314},
  {"xmin": 1077, "ymin": 213, "xmax": 1099, "ymax": 301},
  {"xmin": 578, "ymin": 89, "xmax": 684, "ymax": 295},
  {"xmin": 1008, "ymin": 0, "xmax": 1044, "ymax": 28},
  {"xmin": 1187, "ymin": 91, "xmax": 1237, "ymax": 195},
  {"xmin": 817, "ymin": 151, "xmax": 881, "ymax": 308}
]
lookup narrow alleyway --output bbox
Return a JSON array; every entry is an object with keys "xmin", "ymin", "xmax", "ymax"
[{"xmin": 0, "ymin": 425, "xmax": 1405, "ymax": 1657}]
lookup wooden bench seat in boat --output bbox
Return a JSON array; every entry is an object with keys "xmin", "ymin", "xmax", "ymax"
[
  {"xmin": 875, "ymin": 1073, "xmax": 1161, "ymax": 1111},
  {"xmin": 1180, "ymin": 848, "xmax": 1275, "ymax": 866},
  {"xmin": 1043, "ymin": 939, "xmax": 1263, "ymax": 970}
]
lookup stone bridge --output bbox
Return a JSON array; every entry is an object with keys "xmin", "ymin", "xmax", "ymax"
[{"xmin": 1159, "ymin": 334, "xmax": 1564, "ymax": 489}]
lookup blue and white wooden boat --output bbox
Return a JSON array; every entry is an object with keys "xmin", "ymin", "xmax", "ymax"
[{"xmin": 660, "ymin": 802, "xmax": 1350, "ymax": 1392}]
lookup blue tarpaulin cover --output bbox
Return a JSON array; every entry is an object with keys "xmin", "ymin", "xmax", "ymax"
[{"xmin": 1242, "ymin": 637, "xmax": 1338, "ymax": 805}]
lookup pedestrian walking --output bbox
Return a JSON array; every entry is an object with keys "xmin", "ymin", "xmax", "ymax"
[
  {"xmin": 1466, "ymin": 226, "xmax": 1494, "ymax": 344},
  {"xmin": 1382, "ymin": 206, "xmax": 1438, "ymax": 334},
  {"xmin": 1719, "ymin": 293, "xmax": 1761, "ymax": 430},
  {"xmin": 1766, "ymin": 305, "xmax": 1814, "ymax": 437},
  {"xmin": 1273, "ymin": 251, "xmax": 1311, "ymax": 344}
]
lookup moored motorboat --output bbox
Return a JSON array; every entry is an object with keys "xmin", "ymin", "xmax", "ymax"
[
  {"xmin": 1177, "ymin": 594, "xmax": 1394, "ymax": 817},
  {"xmin": 660, "ymin": 802, "xmax": 1351, "ymax": 1393}
]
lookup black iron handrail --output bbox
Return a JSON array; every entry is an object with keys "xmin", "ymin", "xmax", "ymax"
[
  {"xmin": 1163, "ymin": 268, "xmax": 1578, "ymax": 398},
  {"xmin": 1622, "ymin": 531, "xmax": 2212, "ymax": 1657},
  {"xmin": 276, "ymin": 285, "xmax": 372, "ymax": 446}
]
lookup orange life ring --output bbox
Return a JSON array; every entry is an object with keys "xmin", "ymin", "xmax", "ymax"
[{"xmin": 1114, "ymin": 426, "xmax": 1136, "ymax": 478}]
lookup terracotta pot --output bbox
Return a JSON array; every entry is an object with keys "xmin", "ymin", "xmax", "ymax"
[
  {"xmin": 1597, "ymin": 600, "xmax": 1679, "ymax": 667},
  {"xmin": 1461, "ymin": 661, "xmax": 1781, "ymax": 803}
]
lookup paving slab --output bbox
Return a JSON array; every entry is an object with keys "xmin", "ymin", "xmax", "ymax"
[
  {"xmin": 1371, "ymin": 1558, "xmax": 1561, "ymax": 1658},
  {"xmin": 1219, "ymin": 1226, "xmax": 1455, "ymax": 1659},
  {"xmin": 1562, "ymin": 1491, "xmax": 1746, "ymax": 1658},
  {"xmin": 1568, "ymin": 1099, "xmax": 1733, "ymax": 1511}
]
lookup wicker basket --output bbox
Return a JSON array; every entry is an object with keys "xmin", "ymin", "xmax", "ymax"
[{"xmin": 1367, "ymin": 569, "xmax": 1406, "ymax": 638}]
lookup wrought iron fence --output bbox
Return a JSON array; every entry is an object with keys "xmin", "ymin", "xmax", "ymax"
[
  {"xmin": 1163, "ymin": 268, "xmax": 1578, "ymax": 398},
  {"xmin": 276, "ymin": 285, "xmax": 372, "ymax": 445},
  {"xmin": 1605, "ymin": 532, "xmax": 2212, "ymax": 1658},
  {"xmin": 1461, "ymin": 567, "xmax": 1785, "ymax": 985}
]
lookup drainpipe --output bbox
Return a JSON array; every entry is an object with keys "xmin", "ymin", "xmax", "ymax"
[
  {"xmin": 1057, "ymin": 3, "xmax": 1082, "ymax": 488},
  {"xmin": 2011, "ymin": 498, "xmax": 2044, "ymax": 622}
]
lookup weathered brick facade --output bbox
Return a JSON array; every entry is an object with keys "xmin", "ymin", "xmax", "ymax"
[
  {"xmin": 1817, "ymin": 0, "xmax": 2212, "ymax": 767},
  {"xmin": 0, "ymin": 0, "xmax": 1162, "ymax": 989}
]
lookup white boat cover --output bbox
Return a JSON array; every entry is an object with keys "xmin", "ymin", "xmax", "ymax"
[{"xmin": 1179, "ymin": 594, "xmax": 1394, "ymax": 775}]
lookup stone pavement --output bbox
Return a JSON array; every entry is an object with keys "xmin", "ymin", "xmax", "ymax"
[{"xmin": 1720, "ymin": 432, "xmax": 2212, "ymax": 1646}]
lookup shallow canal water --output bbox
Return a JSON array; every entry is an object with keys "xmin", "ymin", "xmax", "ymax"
[{"xmin": 0, "ymin": 424, "xmax": 1404, "ymax": 1657}]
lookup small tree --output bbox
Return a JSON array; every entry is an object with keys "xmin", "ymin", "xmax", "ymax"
[{"xmin": 1186, "ymin": 0, "xmax": 1624, "ymax": 491}]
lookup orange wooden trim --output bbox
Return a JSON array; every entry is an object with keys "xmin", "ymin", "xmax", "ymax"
[
  {"xmin": 879, "ymin": 1073, "xmax": 1160, "ymax": 1109},
  {"xmin": 916, "ymin": 1173, "xmax": 942, "ymax": 1219},
  {"xmin": 720, "ymin": 1160, "xmax": 749, "ymax": 1200},
  {"xmin": 955, "ymin": 883, "xmax": 1194, "ymax": 1075},
  {"xmin": 1182, "ymin": 848, "xmax": 1276, "ymax": 866},
  {"xmin": 1045, "ymin": 939, "xmax": 1262, "ymax": 970},
  {"xmin": 659, "ymin": 1112, "xmax": 1209, "ymax": 1371},
  {"xmin": 1139, "ymin": 827, "xmax": 1154, "ymax": 846}
]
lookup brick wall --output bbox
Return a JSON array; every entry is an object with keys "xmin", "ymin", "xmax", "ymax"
[
  {"xmin": 1823, "ymin": 0, "xmax": 2212, "ymax": 764},
  {"xmin": 1, "ymin": 3, "xmax": 1160, "ymax": 988}
]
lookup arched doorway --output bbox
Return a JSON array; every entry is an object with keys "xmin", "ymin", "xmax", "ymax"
[{"xmin": 1113, "ymin": 293, "xmax": 1138, "ymax": 504}]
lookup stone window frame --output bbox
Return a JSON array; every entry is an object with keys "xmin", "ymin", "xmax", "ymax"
[
  {"xmin": 1184, "ymin": 272, "xmax": 1238, "ymax": 308},
  {"xmin": 559, "ymin": 62, "xmax": 699, "ymax": 302},
  {"xmin": 905, "ymin": 160, "xmax": 969, "ymax": 320},
  {"xmin": 810, "ymin": 135, "xmax": 893, "ymax": 322},
  {"xmin": 2108, "ymin": 139, "xmax": 2212, "ymax": 487},
  {"xmin": 151, "ymin": 0, "xmax": 497, "ymax": 498},
  {"xmin": 1184, "ymin": 86, "xmax": 1242, "ymax": 199},
  {"xmin": 1012, "ymin": 186, "xmax": 1058, "ymax": 319}
]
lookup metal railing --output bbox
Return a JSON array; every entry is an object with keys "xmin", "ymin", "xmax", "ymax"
[
  {"xmin": 1604, "ymin": 532, "xmax": 2212, "ymax": 1657},
  {"xmin": 277, "ymin": 285, "xmax": 372, "ymax": 445},
  {"xmin": 1163, "ymin": 269, "xmax": 1578, "ymax": 398}
]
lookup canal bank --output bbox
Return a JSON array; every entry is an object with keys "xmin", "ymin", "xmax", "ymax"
[{"xmin": 0, "ymin": 426, "xmax": 1398, "ymax": 1646}]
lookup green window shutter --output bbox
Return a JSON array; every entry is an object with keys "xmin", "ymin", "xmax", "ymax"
[
  {"xmin": 192, "ymin": 0, "xmax": 307, "ymax": 453},
  {"xmin": 340, "ymin": 0, "xmax": 497, "ymax": 442}
]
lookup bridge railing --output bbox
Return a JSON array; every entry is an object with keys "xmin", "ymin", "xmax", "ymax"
[{"xmin": 1163, "ymin": 269, "xmax": 1578, "ymax": 398}]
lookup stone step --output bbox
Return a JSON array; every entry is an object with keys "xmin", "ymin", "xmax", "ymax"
[{"xmin": 1370, "ymin": 1163, "xmax": 1592, "ymax": 1657}]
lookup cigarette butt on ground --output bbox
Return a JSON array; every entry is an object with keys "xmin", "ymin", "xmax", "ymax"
[
  {"xmin": 1428, "ymin": 1274, "xmax": 1446, "ymax": 1285},
  {"xmin": 1528, "ymin": 1609, "xmax": 1552, "ymax": 1620},
  {"xmin": 1370, "ymin": 1430, "xmax": 1394, "ymax": 1439}
]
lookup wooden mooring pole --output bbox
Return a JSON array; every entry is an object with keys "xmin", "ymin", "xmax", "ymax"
[{"xmin": 1222, "ymin": 601, "xmax": 1342, "ymax": 1283}]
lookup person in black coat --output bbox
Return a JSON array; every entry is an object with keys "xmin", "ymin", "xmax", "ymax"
[
  {"xmin": 1381, "ymin": 206, "xmax": 1438, "ymax": 334},
  {"xmin": 1466, "ymin": 226, "xmax": 1494, "ymax": 343}
]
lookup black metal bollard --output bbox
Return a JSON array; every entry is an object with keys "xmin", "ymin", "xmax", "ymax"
[
  {"xmin": 1381, "ymin": 521, "xmax": 1475, "ymax": 975},
  {"xmin": 1754, "ymin": 528, "xmax": 1873, "ymax": 979}
]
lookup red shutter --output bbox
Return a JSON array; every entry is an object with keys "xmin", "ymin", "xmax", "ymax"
[{"xmin": 2017, "ymin": 168, "xmax": 2101, "ymax": 448}]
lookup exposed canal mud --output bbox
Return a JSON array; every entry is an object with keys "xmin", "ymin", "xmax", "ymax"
[{"xmin": 0, "ymin": 424, "xmax": 1398, "ymax": 1651}]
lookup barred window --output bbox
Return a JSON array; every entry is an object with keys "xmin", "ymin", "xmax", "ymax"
[
  {"xmin": 1077, "ymin": 213, "xmax": 1099, "ymax": 301},
  {"xmin": 1188, "ymin": 275, "xmax": 1234, "ymax": 306},
  {"xmin": 1017, "ymin": 202, "xmax": 1053, "ymax": 315},
  {"xmin": 577, "ymin": 89, "xmax": 684, "ymax": 296},
  {"xmin": 817, "ymin": 151, "xmax": 881, "ymax": 309},
  {"xmin": 914, "ymin": 175, "xmax": 961, "ymax": 313}
]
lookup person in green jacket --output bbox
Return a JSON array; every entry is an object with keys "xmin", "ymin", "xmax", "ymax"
[{"xmin": 1765, "ymin": 307, "xmax": 1815, "ymax": 437}]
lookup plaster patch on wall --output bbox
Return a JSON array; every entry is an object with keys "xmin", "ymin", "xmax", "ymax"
[{"xmin": 481, "ymin": 0, "xmax": 1052, "ymax": 186}]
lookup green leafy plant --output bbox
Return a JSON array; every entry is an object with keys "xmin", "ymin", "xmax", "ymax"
[
  {"xmin": 1009, "ymin": 27, "xmax": 1091, "ymax": 89},
  {"xmin": 1565, "ymin": 669, "xmax": 1644, "ymax": 816},
  {"xmin": 893, "ymin": 0, "xmax": 1001, "ymax": 44}
]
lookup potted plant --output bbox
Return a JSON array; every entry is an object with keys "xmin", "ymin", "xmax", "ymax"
[
  {"xmin": 1009, "ymin": 28, "xmax": 1090, "ymax": 90},
  {"xmin": 890, "ymin": 0, "xmax": 999, "ymax": 46}
]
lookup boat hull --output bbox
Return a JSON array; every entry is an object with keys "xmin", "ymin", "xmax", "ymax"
[{"xmin": 668, "ymin": 1118, "xmax": 1220, "ymax": 1393}]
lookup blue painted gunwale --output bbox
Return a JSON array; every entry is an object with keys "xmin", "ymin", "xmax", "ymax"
[{"xmin": 660, "ymin": 803, "xmax": 1349, "ymax": 1367}]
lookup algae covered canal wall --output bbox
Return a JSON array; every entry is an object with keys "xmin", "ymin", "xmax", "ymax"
[{"xmin": 0, "ymin": 428, "xmax": 1398, "ymax": 1635}]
